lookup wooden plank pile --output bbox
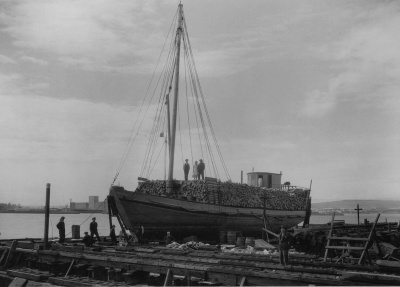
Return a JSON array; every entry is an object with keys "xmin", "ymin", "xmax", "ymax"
[
  {"xmin": 7, "ymin": 268, "xmax": 54, "ymax": 282},
  {"xmin": 136, "ymin": 180, "xmax": 310, "ymax": 210},
  {"xmin": 49, "ymin": 275, "xmax": 127, "ymax": 286}
]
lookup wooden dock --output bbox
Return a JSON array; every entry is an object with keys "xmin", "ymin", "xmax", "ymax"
[{"xmin": 2, "ymin": 242, "xmax": 400, "ymax": 286}]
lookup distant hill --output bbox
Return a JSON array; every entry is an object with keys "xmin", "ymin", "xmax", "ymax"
[{"xmin": 311, "ymin": 200, "xmax": 400, "ymax": 210}]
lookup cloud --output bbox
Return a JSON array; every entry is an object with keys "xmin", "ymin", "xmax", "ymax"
[
  {"xmin": 301, "ymin": 1, "xmax": 400, "ymax": 117},
  {"xmin": 0, "ymin": 0, "xmax": 175, "ymax": 73},
  {"xmin": 0, "ymin": 90, "xmax": 161, "ymax": 204},
  {"xmin": 0, "ymin": 73, "xmax": 23, "ymax": 94},
  {"xmin": 0, "ymin": 54, "xmax": 16, "ymax": 64},
  {"xmin": 20, "ymin": 55, "xmax": 48, "ymax": 66},
  {"xmin": 0, "ymin": 71, "xmax": 49, "ymax": 94}
]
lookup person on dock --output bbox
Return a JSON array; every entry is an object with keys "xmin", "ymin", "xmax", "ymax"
[
  {"xmin": 136, "ymin": 222, "xmax": 144, "ymax": 245},
  {"xmin": 90, "ymin": 217, "xmax": 101, "ymax": 242},
  {"xmin": 193, "ymin": 161, "xmax": 199, "ymax": 180},
  {"xmin": 197, "ymin": 159, "xmax": 205, "ymax": 180},
  {"xmin": 164, "ymin": 231, "xmax": 175, "ymax": 245},
  {"xmin": 183, "ymin": 159, "xmax": 190, "ymax": 181},
  {"xmin": 278, "ymin": 226, "xmax": 291, "ymax": 267},
  {"xmin": 82, "ymin": 231, "xmax": 93, "ymax": 247},
  {"xmin": 110, "ymin": 225, "xmax": 117, "ymax": 245},
  {"xmin": 56, "ymin": 216, "xmax": 65, "ymax": 244}
]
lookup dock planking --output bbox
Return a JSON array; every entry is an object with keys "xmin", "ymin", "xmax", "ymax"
[{"xmin": 1, "ymin": 243, "xmax": 400, "ymax": 286}]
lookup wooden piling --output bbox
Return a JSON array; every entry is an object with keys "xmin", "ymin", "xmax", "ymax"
[{"xmin": 44, "ymin": 183, "xmax": 51, "ymax": 249}]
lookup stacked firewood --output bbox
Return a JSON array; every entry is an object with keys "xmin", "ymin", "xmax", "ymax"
[
  {"xmin": 263, "ymin": 188, "xmax": 309, "ymax": 210},
  {"xmin": 179, "ymin": 180, "xmax": 209, "ymax": 202},
  {"xmin": 136, "ymin": 180, "xmax": 167, "ymax": 196},
  {"xmin": 136, "ymin": 180, "xmax": 309, "ymax": 210},
  {"xmin": 219, "ymin": 182, "xmax": 309, "ymax": 210}
]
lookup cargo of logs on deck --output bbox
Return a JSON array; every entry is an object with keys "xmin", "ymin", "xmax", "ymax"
[
  {"xmin": 136, "ymin": 180, "xmax": 309, "ymax": 210},
  {"xmin": 2, "ymin": 217, "xmax": 400, "ymax": 287}
]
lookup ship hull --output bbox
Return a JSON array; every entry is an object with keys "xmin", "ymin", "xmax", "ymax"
[{"xmin": 110, "ymin": 187, "xmax": 307, "ymax": 240}]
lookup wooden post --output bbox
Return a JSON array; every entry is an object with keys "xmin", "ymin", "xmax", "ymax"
[
  {"xmin": 0, "ymin": 249, "xmax": 9, "ymax": 265},
  {"xmin": 358, "ymin": 213, "xmax": 380, "ymax": 265},
  {"xmin": 324, "ymin": 212, "xmax": 335, "ymax": 262},
  {"xmin": 4, "ymin": 240, "xmax": 17, "ymax": 268},
  {"xmin": 107, "ymin": 197, "xmax": 113, "ymax": 231},
  {"xmin": 44, "ymin": 183, "xmax": 51, "ymax": 249},
  {"xmin": 115, "ymin": 215, "xmax": 126, "ymax": 241},
  {"xmin": 186, "ymin": 270, "xmax": 191, "ymax": 286},
  {"xmin": 164, "ymin": 268, "xmax": 173, "ymax": 287},
  {"xmin": 262, "ymin": 228, "xmax": 279, "ymax": 238},
  {"xmin": 65, "ymin": 259, "xmax": 75, "ymax": 277},
  {"xmin": 354, "ymin": 204, "xmax": 362, "ymax": 226}
]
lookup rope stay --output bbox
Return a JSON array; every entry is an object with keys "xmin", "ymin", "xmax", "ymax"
[
  {"xmin": 141, "ymin": 21, "xmax": 179, "ymax": 178},
  {"xmin": 113, "ymin": 6, "xmax": 231, "ymax": 184},
  {"xmin": 183, "ymin": 48, "xmax": 194, "ymax": 165},
  {"xmin": 182, "ymin": 12, "xmax": 231, "ymax": 180},
  {"xmin": 181, "ymin": 22, "xmax": 219, "ymax": 179},
  {"xmin": 111, "ymin": 8, "xmax": 180, "ymax": 186}
]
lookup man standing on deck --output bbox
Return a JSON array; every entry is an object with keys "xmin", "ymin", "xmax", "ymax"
[
  {"xmin": 198, "ymin": 159, "xmax": 205, "ymax": 180},
  {"xmin": 136, "ymin": 222, "xmax": 144, "ymax": 245},
  {"xmin": 183, "ymin": 159, "xmax": 190, "ymax": 181},
  {"xmin": 164, "ymin": 231, "xmax": 175, "ymax": 245},
  {"xmin": 110, "ymin": 225, "xmax": 117, "ymax": 245},
  {"xmin": 82, "ymin": 231, "xmax": 93, "ymax": 247},
  {"xmin": 278, "ymin": 226, "xmax": 292, "ymax": 267},
  {"xmin": 90, "ymin": 217, "xmax": 101, "ymax": 242},
  {"xmin": 56, "ymin": 216, "xmax": 65, "ymax": 244}
]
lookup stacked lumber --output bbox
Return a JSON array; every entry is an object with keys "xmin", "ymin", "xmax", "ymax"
[{"xmin": 136, "ymin": 180, "xmax": 309, "ymax": 210}]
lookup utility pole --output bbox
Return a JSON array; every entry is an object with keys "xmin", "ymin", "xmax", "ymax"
[{"xmin": 354, "ymin": 204, "xmax": 363, "ymax": 226}]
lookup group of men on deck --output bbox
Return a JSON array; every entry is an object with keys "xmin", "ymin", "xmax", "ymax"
[
  {"xmin": 183, "ymin": 159, "xmax": 205, "ymax": 181},
  {"xmin": 56, "ymin": 217, "xmax": 117, "ymax": 247}
]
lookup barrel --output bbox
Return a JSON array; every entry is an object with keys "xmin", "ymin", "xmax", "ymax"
[
  {"xmin": 227, "ymin": 231, "xmax": 237, "ymax": 244},
  {"xmin": 71, "ymin": 225, "xmax": 80, "ymax": 239},
  {"xmin": 245, "ymin": 237, "xmax": 255, "ymax": 247},
  {"xmin": 236, "ymin": 237, "xmax": 245, "ymax": 246}
]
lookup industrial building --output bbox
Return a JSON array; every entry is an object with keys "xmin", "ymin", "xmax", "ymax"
[{"xmin": 70, "ymin": 196, "xmax": 108, "ymax": 212}]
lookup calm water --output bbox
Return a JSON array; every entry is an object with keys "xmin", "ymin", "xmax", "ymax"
[
  {"xmin": 0, "ymin": 213, "xmax": 122, "ymax": 240},
  {"xmin": 0, "ymin": 213, "xmax": 399, "ymax": 240}
]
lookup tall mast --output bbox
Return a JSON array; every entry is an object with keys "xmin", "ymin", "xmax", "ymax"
[{"xmin": 168, "ymin": 4, "xmax": 183, "ymax": 183}]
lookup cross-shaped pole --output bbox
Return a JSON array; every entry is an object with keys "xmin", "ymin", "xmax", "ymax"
[{"xmin": 354, "ymin": 204, "xmax": 363, "ymax": 226}]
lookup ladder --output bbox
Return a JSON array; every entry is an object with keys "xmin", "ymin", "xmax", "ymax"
[{"xmin": 324, "ymin": 212, "xmax": 380, "ymax": 264}]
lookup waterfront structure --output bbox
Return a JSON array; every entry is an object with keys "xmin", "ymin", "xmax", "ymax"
[{"xmin": 70, "ymin": 196, "xmax": 108, "ymax": 213}]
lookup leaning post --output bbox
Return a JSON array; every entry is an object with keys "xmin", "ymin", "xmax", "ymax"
[{"xmin": 44, "ymin": 183, "xmax": 51, "ymax": 249}]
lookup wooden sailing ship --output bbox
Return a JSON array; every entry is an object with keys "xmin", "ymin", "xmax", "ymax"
[{"xmin": 108, "ymin": 4, "xmax": 311, "ymax": 241}]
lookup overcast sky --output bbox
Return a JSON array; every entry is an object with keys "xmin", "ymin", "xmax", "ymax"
[{"xmin": 1, "ymin": 0, "xmax": 399, "ymax": 206}]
